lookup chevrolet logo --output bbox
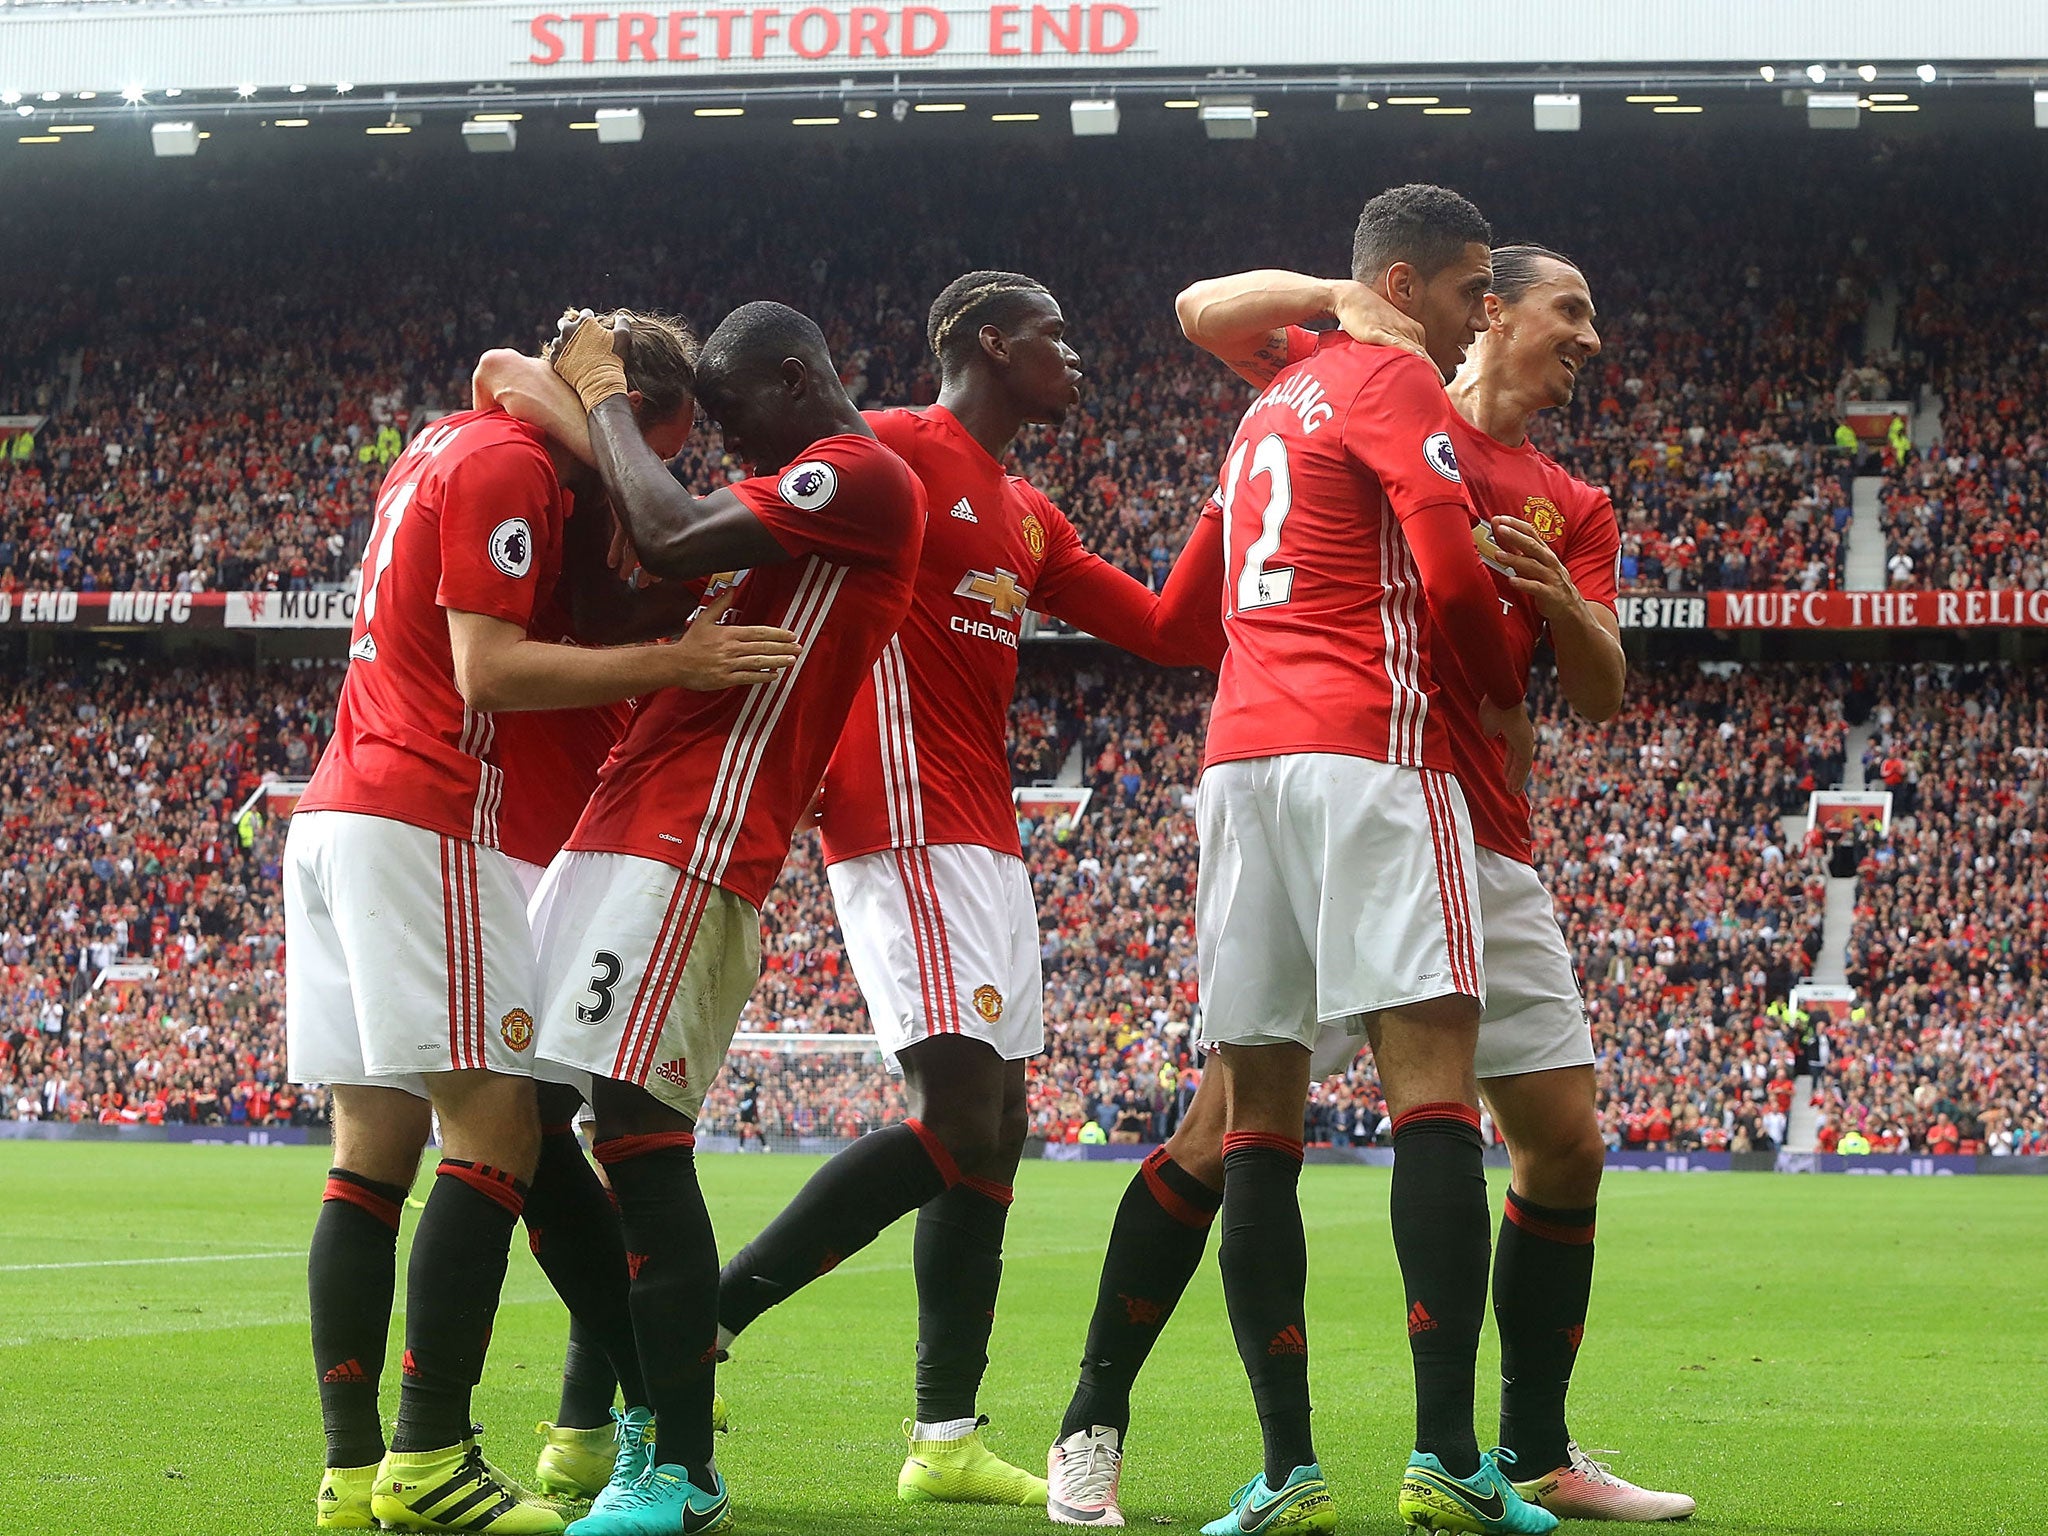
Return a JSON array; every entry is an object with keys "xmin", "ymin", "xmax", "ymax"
[{"xmin": 954, "ymin": 567, "xmax": 1030, "ymax": 621}]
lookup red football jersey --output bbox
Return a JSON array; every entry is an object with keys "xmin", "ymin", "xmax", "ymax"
[
  {"xmin": 568, "ymin": 432, "xmax": 924, "ymax": 907},
  {"xmin": 1437, "ymin": 415, "xmax": 1621, "ymax": 863},
  {"xmin": 495, "ymin": 580, "xmax": 633, "ymax": 869},
  {"xmin": 819, "ymin": 405, "xmax": 1218, "ymax": 866},
  {"xmin": 300, "ymin": 409, "xmax": 569, "ymax": 846},
  {"xmin": 1203, "ymin": 334, "xmax": 1519, "ymax": 773}
]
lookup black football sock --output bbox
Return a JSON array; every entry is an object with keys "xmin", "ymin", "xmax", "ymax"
[
  {"xmin": 1060, "ymin": 1148, "xmax": 1222, "ymax": 1443},
  {"xmin": 557, "ymin": 1316, "xmax": 620, "ymax": 1431},
  {"xmin": 1219, "ymin": 1133, "xmax": 1314, "ymax": 1487},
  {"xmin": 912, "ymin": 1176, "xmax": 1012, "ymax": 1424},
  {"xmin": 1391, "ymin": 1103, "xmax": 1490, "ymax": 1479},
  {"xmin": 598, "ymin": 1133, "xmax": 719, "ymax": 1486},
  {"xmin": 310, "ymin": 1168, "xmax": 407, "ymax": 1468},
  {"xmin": 1494, "ymin": 1188, "xmax": 1596, "ymax": 1478},
  {"xmin": 718, "ymin": 1119, "xmax": 956, "ymax": 1336},
  {"xmin": 524, "ymin": 1122, "xmax": 646, "ymax": 1414},
  {"xmin": 390, "ymin": 1160, "xmax": 526, "ymax": 1455}
]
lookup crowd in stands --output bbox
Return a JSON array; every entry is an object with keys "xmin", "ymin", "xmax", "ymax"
[
  {"xmin": 2, "ymin": 649, "xmax": 2039, "ymax": 1159},
  {"xmin": 0, "ymin": 660, "xmax": 335, "ymax": 1128},
  {"xmin": 1825, "ymin": 667, "xmax": 2048, "ymax": 1155},
  {"xmin": 15, "ymin": 132, "xmax": 2021, "ymax": 605}
]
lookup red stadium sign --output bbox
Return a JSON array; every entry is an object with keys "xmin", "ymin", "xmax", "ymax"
[
  {"xmin": 0, "ymin": 590, "xmax": 356, "ymax": 629},
  {"xmin": 1616, "ymin": 590, "xmax": 2048, "ymax": 632}
]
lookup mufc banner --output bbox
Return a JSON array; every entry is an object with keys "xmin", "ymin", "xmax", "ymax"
[
  {"xmin": 1617, "ymin": 589, "xmax": 2048, "ymax": 632},
  {"xmin": 0, "ymin": 590, "xmax": 356, "ymax": 629}
]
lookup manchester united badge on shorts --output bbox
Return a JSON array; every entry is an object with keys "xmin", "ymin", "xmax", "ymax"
[
  {"xmin": 499, "ymin": 1008, "xmax": 534, "ymax": 1052},
  {"xmin": 972, "ymin": 984, "xmax": 1005, "ymax": 1024}
]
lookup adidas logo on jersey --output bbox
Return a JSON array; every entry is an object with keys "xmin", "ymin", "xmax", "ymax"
[{"xmin": 949, "ymin": 497, "xmax": 978, "ymax": 523}]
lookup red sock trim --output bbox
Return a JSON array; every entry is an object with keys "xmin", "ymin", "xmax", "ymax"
[
  {"xmin": 960, "ymin": 1174, "xmax": 1015, "ymax": 1206},
  {"xmin": 1391, "ymin": 1101, "xmax": 1482, "ymax": 1136},
  {"xmin": 1140, "ymin": 1147, "xmax": 1217, "ymax": 1229},
  {"xmin": 592, "ymin": 1131, "xmax": 697, "ymax": 1166},
  {"xmin": 1505, "ymin": 1191, "xmax": 1596, "ymax": 1245},
  {"xmin": 540, "ymin": 1122, "xmax": 579, "ymax": 1139},
  {"xmin": 438, "ymin": 1159, "xmax": 526, "ymax": 1217},
  {"xmin": 1220, "ymin": 1131, "xmax": 1303, "ymax": 1163},
  {"xmin": 323, "ymin": 1175, "xmax": 401, "ymax": 1231},
  {"xmin": 902, "ymin": 1118, "xmax": 962, "ymax": 1188}
]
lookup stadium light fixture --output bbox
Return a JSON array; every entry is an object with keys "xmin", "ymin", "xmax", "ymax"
[
  {"xmin": 365, "ymin": 120, "xmax": 411, "ymax": 135},
  {"xmin": 1806, "ymin": 64, "xmax": 1828, "ymax": 84},
  {"xmin": 48, "ymin": 123, "xmax": 94, "ymax": 133},
  {"xmin": 334, "ymin": 82, "xmax": 353, "ymax": 94},
  {"xmin": 595, "ymin": 107, "xmax": 644, "ymax": 142},
  {"xmin": 40, "ymin": 91, "xmax": 60, "ymax": 102},
  {"xmin": 151, "ymin": 120, "xmax": 200, "ymax": 156},
  {"xmin": 1070, "ymin": 99, "xmax": 1120, "ymax": 136},
  {"xmin": 845, "ymin": 98, "xmax": 877, "ymax": 118},
  {"xmin": 569, "ymin": 121, "xmax": 599, "ymax": 130},
  {"xmin": 274, "ymin": 118, "xmax": 309, "ymax": 128},
  {"xmin": 473, "ymin": 112, "xmax": 522, "ymax": 122},
  {"xmin": 1386, "ymin": 95, "xmax": 1439, "ymax": 106},
  {"xmin": 14, "ymin": 105, "xmax": 31, "ymax": 118},
  {"xmin": 1806, "ymin": 92, "xmax": 1861, "ymax": 129},
  {"xmin": 236, "ymin": 83, "xmax": 257, "ymax": 98},
  {"xmin": 165, "ymin": 88, "xmax": 183, "ymax": 98},
  {"xmin": 992, "ymin": 112, "xmax": 1040, "ymax": 122},
  {"xmin": 463, "ymin": 118, "xmax": 517, "ymax": 152},
  {"xmin": 791, "ymin": 116, "xmax": 840, "ymax": 127},
  {"xmin": 1653, "ymin": 105, "xmax": 1704, "ymax": 114},
  {"xmin": 1335, "ymin": 92, "xmax": 1375, "ymax": 111},
  {"xmin": 1163, "ymin": 99, "xmax": 1201, "ymax": 108},
  {"xmin": 1917, "ymin": 64, "xmax": 1937, "ymax": 83},
  {"xmin": 1625, "ymin": 94, "xmax": 1678, "ymax": 104},
  {"xmin": 19, "ymin": 134, "xmax": 60, "ymax": 144},
  {"xmin": 1857, "ymin": 65, "xmax": 1878, "ymax": 82},
  {"xmin": 914, "ymin": 102, "xmax": 967, "ymax": 113},
  {"xmin": 1532, "ymin": 94, "xmax": 1580, "ymax": 131},
  {"xmin": 694, "ymin": 107, "xmax": 743, "ymax": 117},
  {"xmin": 121, "ymin": 85, "xmax": 145, "ymax": 104},
  {"xmin": 1424, "ymin": 106, "xmax": 1474, "ymax": 116},
  {"xmin": 289, "ymin": 84, "xmax": 307, "ymax": 94},
  {"xmin": 1759, "ymin": 65, "xmax": 1776, "ymax": 83},
  {"xmin": 1200, "ymin": 96, "xmax": 1257, "ymax": 139},
  {"xmin": 76, "ymin": 91, "xmax": 96, "ymax": 100},
  {"xmin": 0, "ymin": 91, "xmax": 19, "ymax": 105},
  {"xmin": 1869, "ymin": 104, "xmax": 1919, "ymax": 113}
]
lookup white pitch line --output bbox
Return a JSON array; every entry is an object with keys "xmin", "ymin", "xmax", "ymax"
[{"xmin": 0, "ymin": 1250, "xmax": 302, "ymax": 1273}]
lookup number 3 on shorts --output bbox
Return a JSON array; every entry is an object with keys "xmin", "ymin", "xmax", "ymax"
[{"xmin": 577, "ymin": 950, "xmax": 623, "ymax": 1025}]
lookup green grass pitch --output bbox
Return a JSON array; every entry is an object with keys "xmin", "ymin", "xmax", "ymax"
[{"xmin": 1, "ymin": 1143, "xmax": 2040, "ymax": 1535}]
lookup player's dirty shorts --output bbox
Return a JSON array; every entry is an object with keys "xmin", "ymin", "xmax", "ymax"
[
  {"xmin": 531, "ymin": 850, "xmax": 761, "ymax": 1122},
  {"xmin": 827, "ymin": 843, "xmax": 1044, "ymax": 1068},
  {"xmin": 1196, "ymin": 753, "xmax": 1484, "ymax": 1054},
  {"xmin": 284, "ymin": 810, "xmax": 550, "ymax": 1099},
  {"xmin": 1310, "ymin": 847, "xmax": 1593, "ymax": 1079}
]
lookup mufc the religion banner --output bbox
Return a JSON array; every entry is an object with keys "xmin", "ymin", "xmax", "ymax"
[
  {"xmin": 1617, "ymin": 589, "xmax": 2048, "ymax": 632},
  {"xmin": 0, "ymin": 590, "xmax": 356, "ymax": 629}
]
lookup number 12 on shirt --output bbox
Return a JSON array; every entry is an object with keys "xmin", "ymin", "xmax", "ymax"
[{"xmin": 1220, "ymin": 433, "xmax": 1295, "ymax": 613}]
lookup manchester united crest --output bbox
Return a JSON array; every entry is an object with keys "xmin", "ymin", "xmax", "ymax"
[
  {"xmin": 1523, "ymin": 495, "xmax": 1567, "ymax": 543},
  {"xmin": 1019, "ymin": 510, "xmax": 1047, "ymax": 562},
  {"xmin": 972, "ymin": 984, "xmax": 1005, "ymax": 1024},
  {"xmin": 500, "ymin": 1009, "xmax": 534, "ymax": 1052}
]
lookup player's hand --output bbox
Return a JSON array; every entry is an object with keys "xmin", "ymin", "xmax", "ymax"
[
  {"xmin": 607, "ymin": 508, "xmax": 661, "ymax": 587},
  {"xmin": 667, "ymin": 588, "xmax": 801, "ymax": 690},
  {"xmin": 1489, "ymin": 516, "xmax": 1583, "ymax": 624},
  {"xmin": 552, "ymin": 308, "xmax": 631, "ymax": 414},
  {"xmin": 1330, "ymin": 280, "xmax": 1428, "ymax": 358},
  {"xmin": 1480, "ymin": 697, "xmax": 1534, "ymax": 795}
]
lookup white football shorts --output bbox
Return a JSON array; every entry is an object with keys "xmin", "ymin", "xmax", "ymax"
[
  {"xmin": 1197, "ymin": 753, "xmax": 1484, "ymax": 1054},
  {"xmin": 1310, "ymin": 847, "xmax": 1592, "ymax": 1079},
  {"xmin": 827, "ymin": 843, "xmax": 1044, "ymax": 1066},
  {"xmin": 530, "ymin": 850, "xmax": 761, "ymax": 1123},
  {"xmin": 285, "ymin": 810, "xmax": 547, "ymax": 1098}
]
